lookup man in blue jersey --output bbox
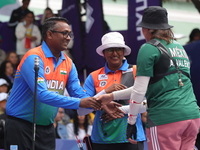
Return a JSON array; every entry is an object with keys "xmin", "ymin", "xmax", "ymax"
[
  {"xmin": 78, "ymin": 32, "xmax": 146, "ymax": 150},
  {"xmin": 5, "ymin": 17, "xmax": 101, "ymax": 150}
]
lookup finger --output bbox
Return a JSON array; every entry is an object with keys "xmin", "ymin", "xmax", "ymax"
[
  {"xmin": 101, "ymin": 115, "xmax": 109, "ymax": 122},
  {"xmin": 112, "ymin": 106, "xmax": 125, "ymax": 114},
  {"xmin": 105, "ymin": 117, "xmax": 113, "ymax": 123},
  {"xmin": 109, "ymin": 113, "xmax": 117, "ymax": 119},
  {"xmin": 102, "ymin": 115, "xmax": 110, "ymax": 122},
  {"xmin": 104, "ymin": 115, "xmax": 115, "ymax": 122},
  {"xmin": 95, "ymin": 95, "xmax": 102, "ymax": 101},
  {"xmin": 116, "ymin": 109, "xmax": 125, "ymax": 114},
  {"xmin": 115, "ymin": 113, "xmax": 124, "ymax": 118},
  {"xmin": 92, "ymin": 102, "xmax": 101, "ymax": 110},
  {"xmin": 128, "ymin": 138, "xmax": 137, "ymax": 144},
  {"xmin": 114, "ymin": 113, "xmax": 123, "ymax": 118},
  {"xmin": 94, "ymin": 101, "xmax": 102, "ymax": 108},
  {"xmin": 118, "ymin": 84, "xmax": 127, "ymax": 89},
  {"xmin": 115, "ymin": 86, "xmax": 124, "ymax": 91},
  {"xmin": 111, "ymin": 102, "xmax": 122, "ymax": 107}
]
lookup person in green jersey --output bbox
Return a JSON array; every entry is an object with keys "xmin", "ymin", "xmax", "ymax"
[{"xmin": 96, "ymin": 6, "xmax": 200, "ymax": 150}]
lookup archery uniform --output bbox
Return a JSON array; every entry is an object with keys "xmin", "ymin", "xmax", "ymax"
[{"xmin": 83, "ymin": 59, "xmax": 146, "ymax": 150}]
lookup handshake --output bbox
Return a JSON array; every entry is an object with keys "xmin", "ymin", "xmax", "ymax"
[
  {"xmin": 79, "ymin": 94, "xmax": 138, "ymax": 143},
  {"xmin": 79, "ymin": 93, "xmax": 125, "ymax": 122},
  {"xmin": 79, "ymin": 93, "xmax": 114, "ymax": 110}
]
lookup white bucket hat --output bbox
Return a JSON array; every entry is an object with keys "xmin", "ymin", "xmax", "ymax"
[
  {"xmin": 0, "ymin": 92, "xmax": 8, "ymax": 102},
  {"xmin": 0, "ymin": 78, "xmax": 9, "ymax": 86},
  {"xmin": 96, "ymin": 32, "xmax": 131, "ymax": 56}
]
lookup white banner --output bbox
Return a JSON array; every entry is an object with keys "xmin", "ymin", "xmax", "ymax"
[{"xmin": 0, "ymin": 0, "xmax": 20, "ymax": 16}]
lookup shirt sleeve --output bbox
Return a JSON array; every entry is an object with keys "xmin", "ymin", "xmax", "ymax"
[
  {"xmin": 20, "ymin": 55, "xmax": 81, "ymax": 109},
  {"xmin": 83, "ymin": 74, "xmax": 96, "ymax": 96},
  {"xmin": 66, "ymin": 63, "xmax": 89, "ymax": 99},
  {"xmin": 128, "ymin": 76, "xmax": 149, "ymax": 124},
  {"xmin": 77, "ymin": 74, "xmax": 95, "ymax": 116}
]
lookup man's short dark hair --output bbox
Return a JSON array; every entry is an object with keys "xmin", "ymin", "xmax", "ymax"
[{"xmin": 42, "ymin": 17, "xmax": 70, "ymax": 41}]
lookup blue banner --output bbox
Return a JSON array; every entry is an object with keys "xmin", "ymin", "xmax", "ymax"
[
  {"xmin": 60, "ymin": 0, "xmax": 85, "ymax": 72},
  {"xmin": 84, "ymin": 0, "xmax": 105, "ymax": 74},
  {"xmin": 60, "ymin": 0, "xmax": 162, "ymax": 77}
]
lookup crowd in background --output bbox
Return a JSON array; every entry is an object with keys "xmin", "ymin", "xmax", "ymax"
[
  {"xmin": 0, "ymin": 1, "xmax": 200, "ymax": 150},
  {"xmin": 0, "ymin": 0, "xmax": 90, "ymax": 149}
]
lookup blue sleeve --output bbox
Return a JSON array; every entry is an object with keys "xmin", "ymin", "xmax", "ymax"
[
  {"xmin": 20, "ymin": 55, "xmax": 81, "ymax": 109},
  {"xmin": 83, "ymin": 74, "xmax": 96, "ymax": 97},
  {"xmin": 66, "ymin": 63, "xmax": 89, "ymax": 98}
]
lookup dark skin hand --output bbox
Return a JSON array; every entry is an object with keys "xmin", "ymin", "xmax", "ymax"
[
  {"xmin": 79, "ymin": 97, "xmax": 101, "ymax": 111},
  {"xmin": 101, "ymin": 101, "xmax": 125, "ymax": 123},
  {"xmin": 96, "ymin": 83, "xmax": 127, "ymax": 105},
  {"xmin": 105, "ymin": 83, "xmax": 127, "ymax": 93},
  {"xmin": 127, "ymin": 124, "xmax": 138, "ymax": 144}
]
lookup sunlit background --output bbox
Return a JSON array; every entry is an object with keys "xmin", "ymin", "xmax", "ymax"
[{"xmin": 0, "ymin": 0, "xmax": 200, "ymax": 45}]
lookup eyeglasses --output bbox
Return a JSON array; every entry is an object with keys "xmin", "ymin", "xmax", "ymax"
[
  {"xmin": 104, "ymin": 48, "xmax": 124, "ymax": 54},
  {"xmin": 50, "ymin": 30, "xmax": 74, "ymax": 38}
]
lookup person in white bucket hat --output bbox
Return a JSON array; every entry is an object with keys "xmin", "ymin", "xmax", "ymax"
[
  {"xmin": 78, "ymin": 32, "xmax": 146, "ymax": 150},
  {"xmin": 0, "ymin": 92, "xmax": 8, "ymax": 149},
  {"xmin": 96, "ymin": 32, "xmax": 131, "ymax": 57},
  {"xmin": 0, "ymin": 78, "xmax": 9, "ymax": 93},
  {"xmin": 0, "ymin": 92, "xmax": 8, "ymax": 115}
]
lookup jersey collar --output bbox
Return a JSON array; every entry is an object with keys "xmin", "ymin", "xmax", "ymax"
[
  {"xmin": 104, "ymin": 59, "xmax": 129, "ymax": 74},
  {"xmin": 41, "ymin": 41, "xmax": 66, "ymax": 60}
]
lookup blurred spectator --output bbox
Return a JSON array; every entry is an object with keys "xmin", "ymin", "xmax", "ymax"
[
  {"xmin": 66, "ymin": 111, "xmax": 92, "ymax": 140},
  {"xmin": 184, "ymin": 40, "xmax": 200, "ymax": 150},
  {"xmin": 61, "ymin": 112, "xmax": 71, "ymax": 126},
  {"xmin": 6, "ymin": 51, "xmax": 19, "ymax": 73},
  {"xmin": 15, "ymin": 11, "xmax": 41, "ymax": 59},
  {"xmin": 0, "ymin": 79, "xmax": 9, "ymax": 93},
  {"xmin": 8, "ymin": 0, "xmax": 31, "ymax": 28},
  {"xmin": 53, "ymin": 108, "xmax": 68, "ymax": 140},
  {"xmin": 40, "ymin": 7, "xmax": 55, "ymax": 26},
  {"xmin": 0, "ymin": 92, "xmax": 8, "ymax": 149},
  {"xmin": 0, "ymin": 92, "xmax": 7, "ymax": 115},
  {"xmin": 0, "ymin": 61, "xmax": 15, "ymax": 92},
  {"xmin": 0, "ymin": 50, "xmax": 6, "ymax": 66},
  {"xmin": 186, "ymin": 28, "xmax": 200, "ymax": 44},
  {"xmin": 39, "ymin": 7, "xmax": 55, "ymax": 42},
  {"xmin": 0, "ymin": 35, "xmax": 6, "ymax": 65}
]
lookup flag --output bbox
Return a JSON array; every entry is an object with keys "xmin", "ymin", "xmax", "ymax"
[
  {"xmin": 37, "ymin": 78, "xmax": 44, "ymax": 83},
  {"xmin": 60, "ymin": 69, "xmax": 67, "ymax": 75},
  {"xmin": 0, "ymin": 0, "xmax": 20, "ymax": 16}
]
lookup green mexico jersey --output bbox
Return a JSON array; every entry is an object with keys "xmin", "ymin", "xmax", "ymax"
[{"xmin": 136, "ymin": 39, "xmax": 200, "ymax": 127}]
